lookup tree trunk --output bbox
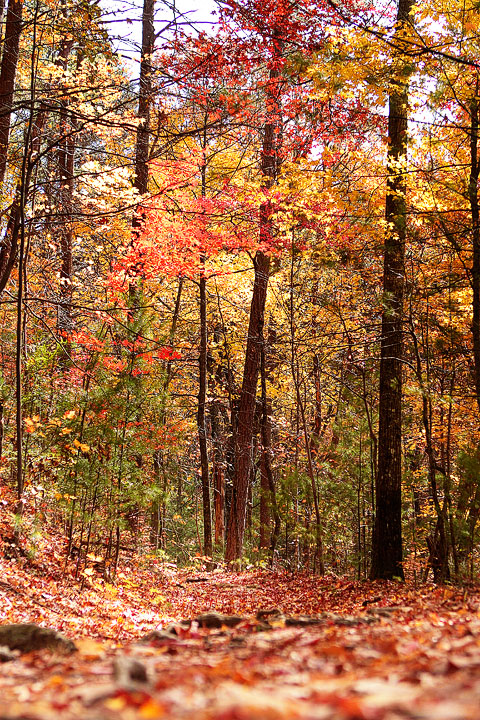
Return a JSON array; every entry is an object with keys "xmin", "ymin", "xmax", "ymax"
[
  {"xmin": 198, "ymin": 254, "xmax": 212, "ymax": 559},
  {"xmin": 370, "ymin": 0, "xmax": 413, "ymax": 581},
  {"xmin": 225, "ymin": 251, "xmax": 271, "ymax": 562},
  {"xmin": 469, "ymin": 86, "xmax": 480, "ymax": 417},
  {"xmin": 129, "ymin": 0, "xmax": 154, "ymax": 299},
  {"xmin": 135, "ymin": 0, "xmax": 154, "ymax": 200},
  {"xmin": 0, "ymin": 0, "xmax": 24, "ymax": 295},
  {"xmin": 150, "ymin": 277, "xmax": 183, "ymax": 548},
  {"xmin": 56, "ymin": 31, "xmax": 75, "ymax": 349},
  {"xmin": 0, "ymin": 0, "xmax": 23, "ymax": 186},
  {"xmin": 224, "ymin": 58, "xmax": 281, "ymax": 562}
]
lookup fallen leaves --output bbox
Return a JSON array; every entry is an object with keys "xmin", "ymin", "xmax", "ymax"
[
  {"xmin": 2, "ymin": 606, "xmax": 480, "ymax": 719},
  {"xmin": 2, "ymin": 531, "xmax": 480, "ymax": 719}
]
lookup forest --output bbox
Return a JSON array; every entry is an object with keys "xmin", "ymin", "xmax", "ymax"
[
  {"xmin": 1, "ymin": 0, "xmax": 480, "ymax": 582},
  {"xmin": 1, "ymin": 0, "xmax": 480, "ymax": 584},
  {"xmin": 3, "ymin": 0, "xmax": 480, "ymax": 717}
]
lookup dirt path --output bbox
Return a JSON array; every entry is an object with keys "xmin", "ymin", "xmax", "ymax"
[{"xmin": 1, "ymin": 555, "xmax": 480, "ymax": 719}]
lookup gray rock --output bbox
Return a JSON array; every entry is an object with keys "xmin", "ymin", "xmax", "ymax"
[
  {"xmin": 139, "ymin": 627, "xmax": 179, "ymax": 644},
  {"xmin": 0, "ymin": 624, "xmax": 76, "ymax": 654},
  {"xmin": 196, "ymin": 612, "xmax": 246, "ymax": 628}
]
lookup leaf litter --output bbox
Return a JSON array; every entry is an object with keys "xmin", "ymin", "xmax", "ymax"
[{"xmin": 1, "ymin": 535, "xmax": 480, "ymax": 719}]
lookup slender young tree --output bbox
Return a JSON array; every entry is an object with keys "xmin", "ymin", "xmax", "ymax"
[{"xmin": 198, "ymin": 119, "xmax": 212, "ymax": 560}]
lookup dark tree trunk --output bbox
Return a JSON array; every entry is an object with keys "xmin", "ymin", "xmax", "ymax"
[
  {"xmin": 259, "ymin": 413, "xmax": 270, "ymax": 550},
  {"xmin": 469, "ymin": 88, "xmax": 480, "ymax": 417},
  {"xmin": 0, "ymin": 0, "xmax": 22, "ymax": 186},
  {"xmin": 56, "ymin": 32, "xmax": 75, "ymax": 348},
  {"xmin": 213, "ymin": 456, "xmax": 225, "ymax": 546},
  {"xmin": 13, "ymin": 0, "xmax": 42, "ymax": 510},
  {"xmin": 310, "ymin": 354, "xmax": 322, "ymax": 456},
  {"xmin": 370, "ymin": 0, "xmax": 413, "ymax": 581},
  {"xmin": 129, "ymin": 0, "xmax": 154, "ymax": 301},
  {"xmin": 0, "ymin": 109, "xmax": 45, "ymax": 298},
  {"xmin": 410, "ymin": 316, "xmax": 450, "ymax": 582},
  {"xmin": 0, "ymin": 0, "xmax": 24, "ymax": 295},
  {"xmin": 135, "ymin": 0, "xmax": 154, "ymax": 200}
]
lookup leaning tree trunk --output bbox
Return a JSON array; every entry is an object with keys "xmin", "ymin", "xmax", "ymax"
[
  {"xmin": 370, "ymin": 0, "xmax": 413, "ymax": 581},
  {"xmin": 224, "ymin": 62, "xmax": 281, "ymax": 562},
  {"xmin": 225, "ymin": 249, "xmax": 271, "ymax": 561}
]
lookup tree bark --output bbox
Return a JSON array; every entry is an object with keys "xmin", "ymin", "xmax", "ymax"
[
  {"xmin": 0, "ymin": 0, "xmax": 23, "ymax": 186},
  {"xmin": 370, "ymin": 0, "xmax": 413, "ymax": 580},
  {"xmin": 0, "ymin": 0, "xmax": 23, "ymax": 295},
  {"xmin": 225, "ymin": 250, "xmax": 271, "ymax": 561},
  {"xmin": 469, "ymin": 87, "xmax": 480, "ymax": 416},
  {"xmin": 129, "ymin": 0, "xmax": 154, "ymax": 300},
  {"xmin": 56, "ymin": 30, "xmax": 75, "ymax": 348},
  {"xmin": 198, "ymin": 254, "xmax": 212, "ymax": 558},
  {"xmin": 224, "ymin": 58, "xmax": 281, "ymax": 562}
]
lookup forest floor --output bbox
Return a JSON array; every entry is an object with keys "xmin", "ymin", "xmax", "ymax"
[{"xmin": 1, "ymin": 515, "xmax": 480, "ymax": 718}]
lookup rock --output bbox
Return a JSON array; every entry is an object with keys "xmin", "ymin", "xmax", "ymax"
[
  {"xmin": 256, "ymin": 608, "xmax": 282, "ymax": 620},
  {"xmin": 196, "ymin": 612, "xmax": 246, "ymax": 629},
  {"xmin": 329, "ymin": 614, "xmax": 377, "ymax": 626},
  {"xmin": 138, "ymin": 628, "xmax": 178, "ymax": 644},
  {"xmin": 195, "ymin": 613, "xmax": 223, "ymax": 629},
  {"xmin": 284, "ymin": 615, "xmax": 324, "ymax": 627},
  {"xmin": 284, "ymin": 613, "xmax": 378, "ymax": 628},
  {"xmin": 366, "ymin": 606, "xmax": 412, "ymax": 617},
  {"xmin": 113, "ymin": 656, "xmax": 148, "ymax": 684},
  {"xmin": 0, "ymin": 645, "xmax": 17, "ymax": 662},
  {"xmin": 185, "ymin": 577, "xmax": 210, "ymax": 583},
  {"xmin": 0, "ymin": 623, "xmax": 76, "ymax": 654}
]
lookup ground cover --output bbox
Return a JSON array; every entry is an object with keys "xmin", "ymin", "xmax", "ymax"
[{"xmin": 1, "ymin": 526, "xmax": 480, "ymax": 720}]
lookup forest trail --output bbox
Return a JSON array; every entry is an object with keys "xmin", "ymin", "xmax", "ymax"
[{"xmin": 1, "ymin": 546, "xmax": 480, "ymax": 720}]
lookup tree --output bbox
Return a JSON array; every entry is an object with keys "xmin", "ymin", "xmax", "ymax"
[
  {"xmin": 224, "ymin": 45, "xmax": 282, "ymax": 562},
  {"xmin": 370, "ymin": 0, "xmax": 413, "ymax": 580},
  {"xmin": 0, "ymin": 0, "xmax": 22, "ymax": 187}
]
